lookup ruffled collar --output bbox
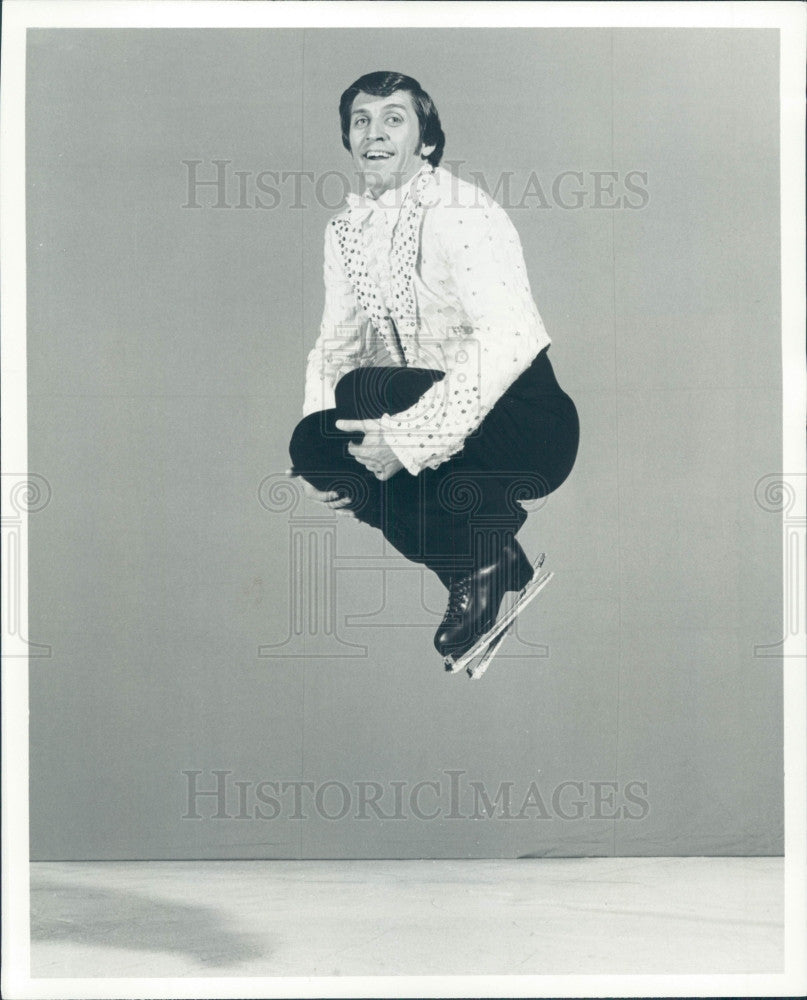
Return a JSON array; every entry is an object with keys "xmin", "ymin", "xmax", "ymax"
[{"xmin": 345, "ymin": 163, "xmax": 436, "ymax": 222}]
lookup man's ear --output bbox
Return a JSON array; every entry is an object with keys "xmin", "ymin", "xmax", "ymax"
[{"xmin": 420, "ymin": 144, "xmax": 436, "ymax": 160}]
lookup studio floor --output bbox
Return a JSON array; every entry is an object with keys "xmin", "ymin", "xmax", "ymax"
[{"xmin": 29, "ymin": 857, "xmax": 782, "ymax": 978}]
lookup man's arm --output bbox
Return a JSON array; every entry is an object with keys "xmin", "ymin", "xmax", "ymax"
[
  {"xmin": 297, "ymin": 222, "xmax": 371, "ymax": 513},
  {"xmin": 303, "ymin": 222, "xmax": 366, "ymax": 416},
  {"xmin": 377, "ymin": 199, "xmax": 551, "ymax": 474}
]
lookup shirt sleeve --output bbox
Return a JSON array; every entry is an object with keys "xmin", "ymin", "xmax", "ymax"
[
  {"xmin": 377, "ymin": 199, "xmax": 550, "ymax": 474},
  {"xmin": 302, "ymin": 222, "xmax": 367, "ymax": 416}
]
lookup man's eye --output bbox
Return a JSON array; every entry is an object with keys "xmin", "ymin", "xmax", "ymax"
[
  {"xmin": 386, "ymin": 115, "xmax": 403, "ymax": 125},
  {"xmin": 353, "ymin": 117, "xmax": 368, "ymax": 127}
]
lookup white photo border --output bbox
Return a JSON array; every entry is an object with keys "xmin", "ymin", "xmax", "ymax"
[{"xmin": 2, "ymin": 2, "xmax": 804, "ymax": 998}]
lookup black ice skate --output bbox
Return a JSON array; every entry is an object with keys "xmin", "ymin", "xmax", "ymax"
[{"xmin": 437, "ymin": 550, "xmax": 552, "ymax": 680}]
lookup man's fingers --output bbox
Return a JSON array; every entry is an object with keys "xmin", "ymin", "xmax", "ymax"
[
  {"xmin": 303, "ymin": 486, "xmax": 357, "ymax": 516},
  {"xmin": 347, "ymin": 439, "xmax": 380, "ymax": 455},
  {"xmin": 324, "ymin": 494, "xmax": 356, "ymax": 517},
  {"xmin": 302, "ymin": 483, "xmax": 346, "ymax": 504},
  {"xmin": 335, "ymin": 418, "xmax": 369, "ymax": 433},
  {"xmin": 300, "ymin": 476, "xmax": 359, "ymax": 504},
  {"xmin": 347, "ymin": 446, "xmax": 376, "ymax": 468}
]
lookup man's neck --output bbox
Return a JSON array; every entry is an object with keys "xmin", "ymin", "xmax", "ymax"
[{"xmin": 365, "ymin": 163, "xmax": 429, "ymax": 203}]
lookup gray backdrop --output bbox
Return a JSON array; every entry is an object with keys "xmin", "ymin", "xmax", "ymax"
[{"xmin": 27, "ymin": 28, "xmax": 783, "ymax": 859}]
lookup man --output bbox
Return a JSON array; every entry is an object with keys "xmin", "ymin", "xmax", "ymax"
[{"xmin": 289, "ymin": 71, "xmax": 579, "ymax": 666}]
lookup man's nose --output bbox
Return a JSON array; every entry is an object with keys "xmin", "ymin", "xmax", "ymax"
[{"xmin": 366, "ymin": 116, "xmax": 388, "ymax": 140}]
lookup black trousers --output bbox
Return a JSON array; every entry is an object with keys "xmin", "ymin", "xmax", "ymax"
[{"xmin": 289, "ymin": 346, "xmax": 579, "ymax": 585}]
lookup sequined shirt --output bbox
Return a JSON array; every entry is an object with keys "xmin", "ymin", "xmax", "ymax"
[{"xmin": 303, "ymin": 164, "xmax": 552, "ymax": 475}]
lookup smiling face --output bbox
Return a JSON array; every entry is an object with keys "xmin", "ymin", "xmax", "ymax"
[{"xmin": 348, "ymin": 90, "xmax": 436, "ymax": 196}]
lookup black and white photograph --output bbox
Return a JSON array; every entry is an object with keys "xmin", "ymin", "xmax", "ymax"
[{"xmin": 1, "ymin": 1, "xmax": 805, "ymax": 997}]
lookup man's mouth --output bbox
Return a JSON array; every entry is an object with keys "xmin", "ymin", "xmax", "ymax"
[{"xmin": 363, "ymin": 149, "xmax": 395, "ymax": 161}]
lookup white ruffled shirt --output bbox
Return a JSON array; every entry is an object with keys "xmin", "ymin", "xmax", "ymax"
[{"xmin": 303, "ymin": 164, "xmax": 551, "ymax": 475}]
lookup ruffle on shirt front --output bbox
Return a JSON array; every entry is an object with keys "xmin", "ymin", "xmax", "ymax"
[
  {"xmin": 360, "ymin": 208, "xmax": 396, "ymax": 315},
  {"xmin": 332, "ymin": 166, "xmax": 436, "ymax": 370}
]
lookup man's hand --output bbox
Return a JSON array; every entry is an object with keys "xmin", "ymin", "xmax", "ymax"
[
  {"xmin": 336, "ymin": 418, "xmax": 405, "ymax": 481},
  {"xmin": 299, "ymin": 479, "xmax": 356, "ymax": 517}
]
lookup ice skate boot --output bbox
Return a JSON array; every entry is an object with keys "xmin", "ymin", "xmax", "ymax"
[
  {"xmin": 434, "ymin": 539, "xmax": 533, "ymax": 665},
  {"xmin": 440, "ymin": 551, "xmax": 553, "ymax": 680}
]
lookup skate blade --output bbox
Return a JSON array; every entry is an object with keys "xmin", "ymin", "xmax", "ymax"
[
  {"xmin": 466, "ymin": 624, "xmax": 513, "ymax": 680},
  {"xmin": 466, "ymin": 572, "xmax": 552, "ymax": 679},
  {"xmin": 443, "ymin": 565, "xmax": 553, "ymax": 676}
]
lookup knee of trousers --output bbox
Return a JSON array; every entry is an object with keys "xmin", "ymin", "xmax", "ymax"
[
  {"xmin": 288, "ymin": 410, "xmax": 338, "ymax": 473},
  {"xmin": 288, "ymin": 410, "xmax": 375, "ymax": 514},
  {"xmin": 540, "ymin": 401, "xmax": 580, "ymax": 495}
]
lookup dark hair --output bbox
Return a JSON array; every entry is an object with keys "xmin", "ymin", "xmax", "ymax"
[{"xmin": 338, "ymin": 71, "xmax": 446, "ymax": 167}]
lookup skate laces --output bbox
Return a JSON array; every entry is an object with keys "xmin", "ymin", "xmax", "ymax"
[{"xmin": 446, "ymin": 574, "xmax": 473, "ymax": 616}]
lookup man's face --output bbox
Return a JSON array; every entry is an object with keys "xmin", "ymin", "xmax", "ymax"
[{"xmin": 347, "ymin": 89, "xmax": 435, "ymax": 196}]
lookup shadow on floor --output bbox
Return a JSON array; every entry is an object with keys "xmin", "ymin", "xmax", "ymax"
[{"xmin": 31, "ymin": 878, "xmax": 268, "ymax": 969}]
